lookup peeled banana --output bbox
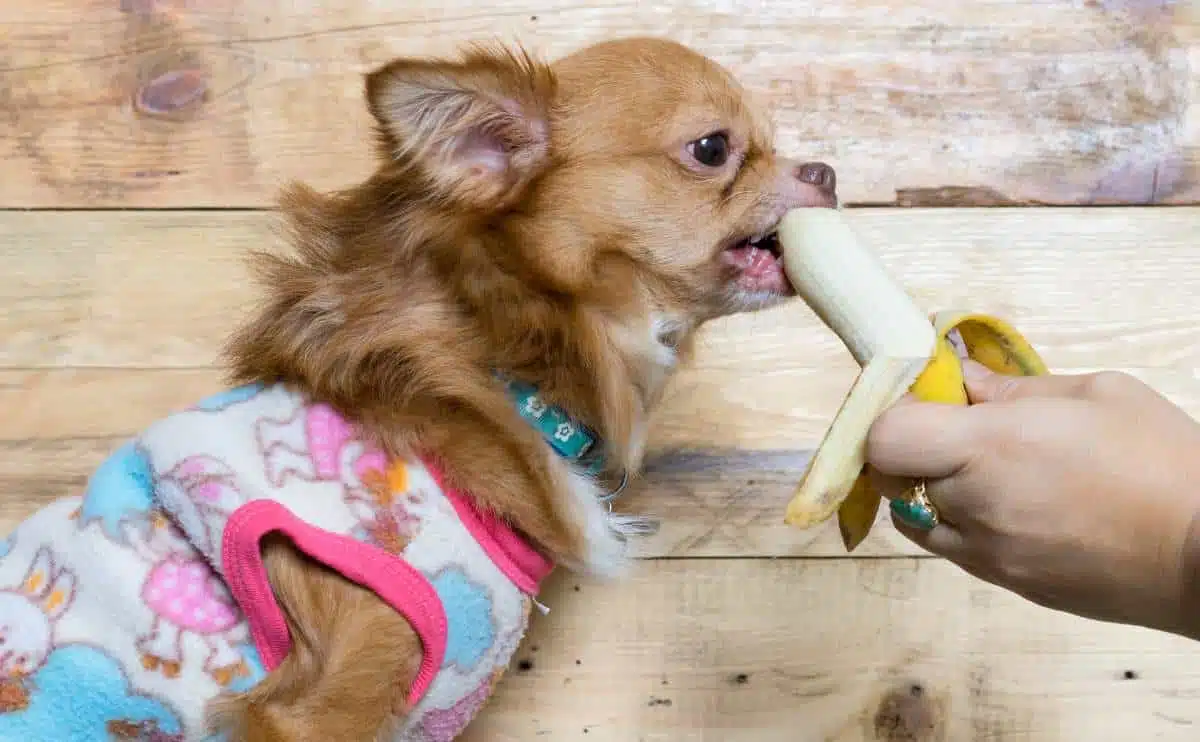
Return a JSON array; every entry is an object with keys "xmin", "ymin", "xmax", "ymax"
[{"xmin": 776, "ymin": 208, "xmax": 1050, "ymax": 551}]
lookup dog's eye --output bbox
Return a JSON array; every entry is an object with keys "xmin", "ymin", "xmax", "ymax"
[{"xmin": 688, "ymin": 132, "xmax": 729, "ymax": 167}]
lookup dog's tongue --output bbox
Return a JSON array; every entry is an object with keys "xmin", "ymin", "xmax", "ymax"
[{"xmin": 724, "ymin": 244, "xmax": 789, "ymax": 293}]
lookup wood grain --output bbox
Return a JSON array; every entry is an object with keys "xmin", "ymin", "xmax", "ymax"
[
  {"xmin": 0, "ymin": 0, "xmax": 1195, "ymax": 208},
  {"xmin": 3, "ymin": 207, "xmax": 1200, "ymax": 557},
  {"xmin": 6, "ymin": 207, "xmax": 1200, "ymax": 371},
  {"xmin": 458, "ymin": 559, "xmax": 1200, "ymax": 742}
]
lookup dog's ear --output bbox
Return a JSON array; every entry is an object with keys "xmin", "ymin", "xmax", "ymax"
[{"xmin": 365, "ymin": 44, "xmax": 555, "ymax": 210}]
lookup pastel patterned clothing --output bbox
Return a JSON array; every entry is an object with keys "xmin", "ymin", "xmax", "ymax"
[{"xmin": 0, "ymin": 382, "xmax": 554, "ymax": 741}]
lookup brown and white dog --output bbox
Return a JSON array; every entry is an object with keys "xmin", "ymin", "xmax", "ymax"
[{"xmin": 207, "ymin": 35, "xmax": 838, "ymax": 740}]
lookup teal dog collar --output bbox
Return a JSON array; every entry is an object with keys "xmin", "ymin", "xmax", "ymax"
[{"xmin": 494, "ymin": 372, "xmax": 627, "ymax": 501}]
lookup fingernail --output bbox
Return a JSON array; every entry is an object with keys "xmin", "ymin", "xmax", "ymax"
[{"xmin": 961, "ymin": 359, "xmax": 991, "ymax": 381}]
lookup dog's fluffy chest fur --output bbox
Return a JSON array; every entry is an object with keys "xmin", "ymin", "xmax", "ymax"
[{"xmin": 0, "ymin": 382, "xmax": 554, "ymax": 740}]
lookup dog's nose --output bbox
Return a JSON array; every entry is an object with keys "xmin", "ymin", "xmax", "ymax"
[{"xmin": 796, "ymin": 162, "xmax": 836, "ymax": 192}]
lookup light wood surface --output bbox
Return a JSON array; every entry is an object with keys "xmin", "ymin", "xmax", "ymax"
[
  {"xmin": 3, "ymin": 208, "xmax": 1198, "ymax": 558},
  {"xmin": 5, "ymin": 8, "xmax": 1200, "ymax": 738},
  {"xmin": 460, "ymin": 559, "xmax": 1200, "ymax": 742},
  {"xmin": 1, "ymin": 0, "xmax": 1195, "ymax": 208},
  {"xmin": 7, "ymin": 207, "xmax": 1200, "ymax": 372}
]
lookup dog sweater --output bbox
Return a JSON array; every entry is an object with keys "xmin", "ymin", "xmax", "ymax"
[{"xmin": 0, "ymin": 382, "xmax": 554, "ymax": 741}]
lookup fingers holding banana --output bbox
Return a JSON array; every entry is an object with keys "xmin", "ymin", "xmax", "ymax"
[{"xmin": 776, "ymin": 208, "xmax": 1050, "ymax": 551}]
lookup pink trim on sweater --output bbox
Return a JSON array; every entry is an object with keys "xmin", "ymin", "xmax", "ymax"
[
  {"xmin": 221, "ymin": 499, "xmax": 447, "ymax": 706},
  {"xmin": 423, "ymin": 461, "xmax": 555, "ymax": 595}
]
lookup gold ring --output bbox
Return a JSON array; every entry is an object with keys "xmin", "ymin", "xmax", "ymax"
[{"xmin": 889, "ymin": 478, "xmax": 940, "ymax": 530}]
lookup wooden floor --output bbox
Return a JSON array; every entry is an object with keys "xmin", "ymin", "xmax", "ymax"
[{"xmin": 3, "ymin": 1, "xmax": 1199, "ymax": 740}]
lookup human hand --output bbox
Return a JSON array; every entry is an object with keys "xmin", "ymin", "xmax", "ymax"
[{"xmin": 865, "ymin": 361, "xmax": 1200, "ymax": 639}]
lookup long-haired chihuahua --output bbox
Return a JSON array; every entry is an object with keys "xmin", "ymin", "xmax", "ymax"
[{"xmin": 0, "ymin": 36, "xmax": 836, "ymax": 742}]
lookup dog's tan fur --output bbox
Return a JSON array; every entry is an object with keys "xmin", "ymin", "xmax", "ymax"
[{"xmin": 207, "ymin": 36, "xmax": 836, "ymax": 740}]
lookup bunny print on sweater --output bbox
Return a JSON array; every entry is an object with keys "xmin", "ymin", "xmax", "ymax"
[{"xmin": 0, "ymin": 382, "xmax": 553, "ymax": 741}]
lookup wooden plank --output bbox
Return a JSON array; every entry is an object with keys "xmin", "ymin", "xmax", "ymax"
[
  {"xmin": 2, "ymin": 366, "xmax": 1198, "ymax": 559},
  {"xmin": 0, "ymin": 0, "xmax": 1195, "ymax": 208},
  {"xmin": 0, "ymin": 212, "xmax": 259, "ymax": 368},
  {"xmin": 458, "ymin": 559, "xmax": 1200, "ymax": 741},
  {"xmin": 6, "ymin": 207, "xmax": 1200, "ymax": 370}
]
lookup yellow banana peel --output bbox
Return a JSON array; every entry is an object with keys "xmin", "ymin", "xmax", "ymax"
[{"xmin": 776, "ymin": 208, "xmax": 1049, "ymax": 551}]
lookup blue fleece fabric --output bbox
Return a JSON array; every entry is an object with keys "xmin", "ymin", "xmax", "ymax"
[
  {"xmin": 431, "ymin": 567, "xmax": 496, "ymax": 672},
  {"xmin": 76, "ymin": 440, "xmax": 156, "ymax": 545},
  {"xmin": 0, "ymin": 644, "xmax": 182, "ymax": 741}
]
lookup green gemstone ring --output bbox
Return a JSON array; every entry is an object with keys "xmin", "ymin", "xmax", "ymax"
[{"xmin": 890, "ymin": 479, "xmax": 940, "ymax": 531}]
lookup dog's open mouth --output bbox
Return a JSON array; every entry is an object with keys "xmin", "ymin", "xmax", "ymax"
[{"xmin": 721, "ymin": 229, "xmax": 793, "ymax": 295}]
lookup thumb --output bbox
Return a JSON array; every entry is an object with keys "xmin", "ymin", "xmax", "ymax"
[{"xmin": 961, "ymin": 359, "xmax": 1091, "ymax": 403}]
